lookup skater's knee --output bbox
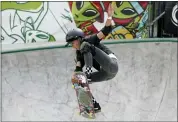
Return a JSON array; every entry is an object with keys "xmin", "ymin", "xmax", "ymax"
[
  {"xmin": 102, "ymin": 70, "xmax": 117, "ymax": 81},
  {"xmin": 109, "ymin": 59, "xmax": 119, "ymax": 74},
  {"xmin": 105, "ymin": 73, "xmax": 117, "ymax": 81},
  {"xmin": 80, "ymin": 42, "xmax": 91, "ymax": 54},
  {"xmin": 80, "ymin": 42, "xmax": 95, "ymax": 55}
]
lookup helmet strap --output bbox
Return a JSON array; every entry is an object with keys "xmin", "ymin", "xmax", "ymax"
[{"xmin": 78, "ymin": 37, "xmax": 83, "ymax": 44}]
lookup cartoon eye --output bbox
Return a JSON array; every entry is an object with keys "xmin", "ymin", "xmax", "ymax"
[
  {"xmin": 121, "ymin": 8, "xmax": 136, "ymax": 15},
  {"xmin": 32, "ymin": 39, "xmax": 36, "ymax": 43},
  {"xmin": 1, "ymin": 35, "xmax": 4, "ymax": 40},
  {"xmin": 28, "ymin": 32, "xmax": 32, "ymax": 36},
  {"xmin": 82, "ymin": 9, "xmax": 97, "ymax": 17},
  {"xmin": 36, "ymin": 34, "xmax": 48, "ymax": 39},
  {"xmin": 76, "ymin": 1, "xmax": 84, "ymax": 10},
  {"xmin": 116, "ymin": 1, "xmax": 122, "ymax": 8}
]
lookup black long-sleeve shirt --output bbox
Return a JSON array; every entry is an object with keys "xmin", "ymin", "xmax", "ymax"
[{"xmin": 74, "ymin": 33, "xmax": 114, "ymax": 72}]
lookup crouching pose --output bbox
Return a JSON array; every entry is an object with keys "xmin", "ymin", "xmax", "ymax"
[{"xmin": 65, "ymin": 4, "xmax": 118, "ymax": 112}]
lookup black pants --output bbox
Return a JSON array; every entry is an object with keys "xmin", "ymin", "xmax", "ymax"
[{"xmin": 80, "ymin": 42, "xmax": 119, "ymax": 82}]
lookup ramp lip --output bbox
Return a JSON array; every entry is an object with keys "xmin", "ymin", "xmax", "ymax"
[{"xmin": 1, "ymin": 38, "xmax": 178, "ymax": 54}]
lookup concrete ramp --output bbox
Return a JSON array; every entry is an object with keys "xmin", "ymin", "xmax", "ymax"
[{"xmin": 2, "ymin": 42, "xmax": 177, "ymax": 121}]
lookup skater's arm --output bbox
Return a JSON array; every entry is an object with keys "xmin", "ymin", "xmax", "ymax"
[
  {"xmin": 85, "ymin": 4, "xmax": 114, "ymax": 45},
  {"xmin": 74, "ymin": 60, "xmax": 82, "ymax": 72},
  {"xmin": 97, "ymin": 19, "xmax": 112, "ymax": 40},
  {"xmin": 74, "ymin": 50, "xmax": 83, "ymax": 72},
  {"xmin": 97, "ymin": 3, "xmax": 114, "ymax": 40}
]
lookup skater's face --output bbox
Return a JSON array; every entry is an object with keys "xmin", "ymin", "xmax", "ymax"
[{"xmin": 72, "ymin": 39, "xmax": 80, "ymax": 50}]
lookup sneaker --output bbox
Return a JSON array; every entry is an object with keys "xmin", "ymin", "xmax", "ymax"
[
  {"xmin": 92, "ymin": 96, "xmax": 101, "ymax": 112},
  {"xmin": 93, "ymin": 102, "xmax": 101, "ymax": 113}
]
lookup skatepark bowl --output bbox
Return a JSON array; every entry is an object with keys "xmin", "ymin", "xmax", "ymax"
[{"xmin": 1, "ymin": 38, "xmax": 177, "ymax": 121}]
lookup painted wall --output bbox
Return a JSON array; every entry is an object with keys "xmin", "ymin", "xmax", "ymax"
[
  {"xmin": 69, "ymin": 1, "xmax": 149, "ymax": 39},
  {"xmin": 1, "ymin": 1, "xmax": 149, "ymax": 45},
  {"xmin": 1, "ymin": 2, "xmax": 75, "ymax": 44},
  {"xmin": 163, "ymin": 2, "xmax": 178, "ymax": 36}
]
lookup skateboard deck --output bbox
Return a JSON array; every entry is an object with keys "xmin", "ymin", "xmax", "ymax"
[{"xmin": 72, "ymin": 72, "xmax": 95, "ymax": 119}]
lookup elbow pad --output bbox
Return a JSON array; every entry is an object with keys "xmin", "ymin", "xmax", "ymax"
[{"xmin": 101, "ymin": 25, "xmax": 112, "ymax": 36}]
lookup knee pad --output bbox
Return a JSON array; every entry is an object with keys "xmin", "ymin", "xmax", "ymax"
[
  {"xmin": 105, "ymin": 73, "xmax": 116, "ymax": 81},
  {"xmin": 80, "ymin": 42, "xmax": 96, "ymax": 55}
]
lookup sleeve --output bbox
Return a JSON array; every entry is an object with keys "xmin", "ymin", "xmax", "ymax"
[
  {"xmin": 74, "ymin": 50, "xmax": 84, "ymax": 72},
  {"xmin": 85, "ymin": 25, "xmax": 112, "ymax": 45},
  {"xmin": 97, "ymin": 43, "xmax": 113, "ymax": 55},
  {"xmin": 85, "ymin": 34, "xmax": 102, "ymax": 46}
]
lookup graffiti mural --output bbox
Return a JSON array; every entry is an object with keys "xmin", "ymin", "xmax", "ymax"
[
  {"xmin": 1, "ymin": 2, "xmax": 75, "ymax": 44},
  {"xmin": 164, "ymin": 2, "xmax": 178, "ymax": 36},
  {"xmin": 68, "ymin": 1, "xmax": 149, "ymax": 39},
  {"xmin": 171, "ymin": 4, "xmax": 178, "ymax": 27},
  {"xmin": 1, "ymin": 1, "xmax": 150, "ymax": 45}
]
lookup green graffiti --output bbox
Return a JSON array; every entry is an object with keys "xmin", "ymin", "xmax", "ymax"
[
  {"xmin": 49, "ymin": 35, "xmax": 56, "ymax": 42},
  {"xmin": 69, "ymin": 1, "xmax": 149, "ymax": 39},
  {"xmin": 1, "ymin": 1, "xmax": 58, "ymax": 44},
  {"xmin": 61, "ymin": 8, "xmax": 73, "ymax": 22},
  {"xmin": 112, "ymin": 2, "xmax": 138, "ymax": 19},
  {"xmin": 70, "ymin": 2, "xmax": 100, "ymax": 22},
  {"xmin": 24, "ymin": 30, "xmax": 56, "ymax": 43},
  {"xmin": 1, "ymin": 2, "xmax": 43, "ymax": 12},
  {"xmin": 36, "ymin": 34, "xmax": 49, "ymax": 39}
]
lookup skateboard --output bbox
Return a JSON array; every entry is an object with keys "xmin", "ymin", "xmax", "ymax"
[{"xmin": 71, "ymin": 71, "xmax": 95, "ymax": 119}]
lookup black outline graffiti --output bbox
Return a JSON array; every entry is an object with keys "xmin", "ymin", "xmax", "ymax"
[
  {"xmin": 171, "ymin": 4, "xmax": 178, "ymax": 27},
  {"xmin": 49, "ymin": 9, "xmax": 67, "ymax": 34},
  {"xmin": 1, "ymin": 2, "xmax": 53, "ymax": 44}
]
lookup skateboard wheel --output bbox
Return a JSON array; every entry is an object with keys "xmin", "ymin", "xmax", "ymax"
[
  {"xmin": 78, "ymin": 112, "xmax": 81, "ymax": 115},
  {"xmin": 72, "ymin": 85, "xmax": 74, "ymax": 89}
]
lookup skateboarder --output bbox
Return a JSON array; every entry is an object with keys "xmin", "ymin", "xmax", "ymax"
[{"xmin": 65, "ymin": 3, "xmax": 118, "ymax": 112}]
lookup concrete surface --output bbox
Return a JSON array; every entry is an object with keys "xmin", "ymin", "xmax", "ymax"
[
  {"xmin": 0, "ymin": 41, "xmax": 1, "ymax": 121},
  {"xmin": 2, "ymin": 42, "xmax": 177, "ymax": 121}
]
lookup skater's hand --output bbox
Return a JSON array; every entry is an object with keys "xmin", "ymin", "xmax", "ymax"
[
  {"xmin": 71, "ymin": 72, "xmax": 76, "ymax": 80},
  {"xmin": 97, "ymin": 3, "xmax": 115, "ymax": 40},
  {"xmin": 71, "ymin": 72, "xmax": 79, "ymax": 83},
  {"xmin": 107, "ymin": 3, "xmax": 115, "ymax": 17}
]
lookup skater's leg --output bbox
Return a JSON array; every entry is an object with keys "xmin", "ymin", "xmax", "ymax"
[
  {"xmin": 80, "ymin": 42, "xmax": 118, "ymax": 75},
  {"xmin": 82, "ymin": 51, "xmax": 113, "ymax": 82},
  {"xmin": 93, "ymin": 47, "xmax": 118, "ymax": 74},
  {"xmin": 90, "ymin": 68, "xmax": 116, "ymax": 82},
  {"xmin": 83, "ymin": 52, "xmax": 93, "ymax": 77},
  {"xmin": 82, "ymin": 51, "xmax": 116, "ymax": 82}
]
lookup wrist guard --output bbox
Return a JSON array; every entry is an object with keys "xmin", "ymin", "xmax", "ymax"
[{"xmin": 101, "ymin": 25, "xmax": 112, "ymax": 36}]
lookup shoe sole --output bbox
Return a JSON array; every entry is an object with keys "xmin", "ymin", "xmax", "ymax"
[
  {"xmin": 94, "ymin": 109, "xmax": 101, "ymax": 113},
  {"xmin": 95, "ymin": 110, "xmax": 101, "ymax": 113}
]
